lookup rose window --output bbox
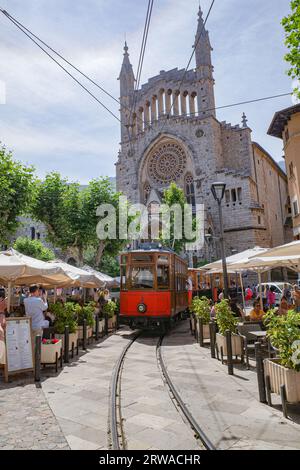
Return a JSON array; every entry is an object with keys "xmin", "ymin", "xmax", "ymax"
[{"xmin": 147, "ymin": 142, "xmax": 187, "ymax": 185}]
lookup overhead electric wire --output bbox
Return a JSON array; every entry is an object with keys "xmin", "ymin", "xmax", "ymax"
[
  {"xmin": 128, "ymin": 0, "xmax": 154, "ymax": 129},
  {"xmin": 0, "ymin": 7, "xmax": 121, "ymax": 122}
]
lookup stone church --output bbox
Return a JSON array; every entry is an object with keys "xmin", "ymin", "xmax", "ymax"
[{"xmin": 116, "ymin": 5, "xmax": 292, "ymax": 262}]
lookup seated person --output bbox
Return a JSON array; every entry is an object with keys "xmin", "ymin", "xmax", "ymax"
[
  {"xmin": 249, "ymin": 301, "xmax": 265, "ymax": 322},
  {"xmin": 229, "ymin": 299, "xmax": 243, "ymax": 318},
  {"xmin": 278, "ymin": 296, "xmax": 289, "ymax": 316}
]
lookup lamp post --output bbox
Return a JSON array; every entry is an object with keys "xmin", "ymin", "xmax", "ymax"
[{"xmin": 211, "ymin": 182, "xmax": 229, "ymax": 299}]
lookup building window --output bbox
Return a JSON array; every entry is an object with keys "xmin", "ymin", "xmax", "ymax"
[
  {"xmin": 258, "ymin": 216, "xmax": 261, "ymax": 225},
  {"xmin": 237, "ymin": 187, "xmax": 242, "ymax": 202},
  {"xmin": 37, "ymin": 232, "xmax": 41, "ymax": 240},
  {"xmin": 285, "ymin": 128, "xmax": 289, "ymax": 143},
  {"xmin": 225, "ymin": 190, "xmax": 230, "ymax": 204},
  {"xmin": 293, "ymin": 199, "xmax": 299, "ymax": 217},
  {"xmin": 185, "ymin": 174, "xmax": 196, "ymax": 211},
  {"xmin": 30, "ymin": 227, "xmax": 35, "ymax": 240},
  {"xmin": 144, "ymin": 182, "xmax": 151, "ymax": 203},
  {"xmin": 231, "ymin": 189, "xmax": 237, "ymax": 203}
]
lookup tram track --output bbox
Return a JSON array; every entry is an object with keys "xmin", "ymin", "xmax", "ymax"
[{"xmin": 109, "ymin": 326, "xmax": 216, "ymax": 451}]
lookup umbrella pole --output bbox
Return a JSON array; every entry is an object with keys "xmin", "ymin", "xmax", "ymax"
[
  {"xmin": 7, "ymin": 282, "xmax": 12, "ymax": 314},
  {"xmin": 54, "ymin": 287, "xmax": 57, "ymax": 304},
  {"xmin": 239, "ymin": 272, "xmax": 246, "ymax": 315},
  {"xmin": 258, "ymin": 271, "xmax": 263, "ymax": 311}
]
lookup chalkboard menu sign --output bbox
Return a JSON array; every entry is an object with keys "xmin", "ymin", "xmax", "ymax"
[{"xmin": 4, "ymin": 317, "xmax": 34, "ymax": 381}]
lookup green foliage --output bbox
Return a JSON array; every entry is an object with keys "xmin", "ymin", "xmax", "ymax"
[
  {"xmin": 31, "ymin": 173, "xmax": 130, "ymax": 265},
  {"xmin": 50, "ymin": 302, "xmax": 78, "ymax": 334},
  {"xmin": 160, "ymin": 182, "xmax": 194, "ymax": 254},
  {"xmin": 264, "ymin": 309, "xmax": 300, "ymax": 371},
  {"xmin": 0, "ymin": 145, "xmax": 36, "ymax": 245},
  {"xmin": 215, "ymin": 299, "xmax": 238, "ymax": 336},
  {"xmin": 282, "ymin": 0, "xmax": 300, "ymax": 98},
  {"xmin": 74, "ymin": 302, "xmax": 95, "ymax": 327},
  {"xmin": 84, "ymin": 249, "xmax": 120, "ymax": 278},
  {"xmin": 13, "ymin": 237, "xmax": 55, "ymax": 261},
  {"xmin": 191, "ymin": 296, "xmax": 211, "ymax": 324},
  {"xmin": 103, "ymin": 300, "xmax": 117, "ymax": 318}
]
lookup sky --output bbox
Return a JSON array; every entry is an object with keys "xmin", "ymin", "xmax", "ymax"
[{"xmin": 0, "ymin": 0, "xmax": 296, "ymax": 184}]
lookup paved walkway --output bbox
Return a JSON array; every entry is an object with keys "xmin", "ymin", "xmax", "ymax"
[
  {"xmin": 162, "ymin": 321, "xmax": 300, "ymax": 450},
  {"xmin": 0, "ymin": 378, "xmax": 69, "ymax": 450}
]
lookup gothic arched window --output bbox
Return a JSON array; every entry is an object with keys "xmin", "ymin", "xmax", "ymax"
[
  {"xmin": 144, "ymin": 182, "xmax": 151, "ymax": 203},
  {"xmin": 185, "ymin": 174, "xmax": 196, "ymax": 211}
]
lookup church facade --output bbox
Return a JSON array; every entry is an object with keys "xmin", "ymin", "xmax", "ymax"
[{"xmin": 116, "ymin": 6, "xmax": 292, "ymax": 262}]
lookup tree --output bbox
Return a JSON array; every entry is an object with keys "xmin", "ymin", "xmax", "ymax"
[
  {"xmin": 31, "ymin": 173, "xmax": 129, "ymax": 266},
  {"xmin": 160, "ymin": 182, "xmax": 192, "ymax": 254},
  {"xmin": 0, "ymin": 145, "xmax": 36, "ymax": 246},
  {"xmin": 282, "ymin": 0, "xmax": 300, "ymax": 99},
  {"xmin": 13, "ymin": 237, "xmax": 55, "ymax": 261}
]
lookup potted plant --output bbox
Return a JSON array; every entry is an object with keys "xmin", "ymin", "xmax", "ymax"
[
  {"xmin": 41, "ymin": 338, "xmax": 62, "ymax": 371},
  {"xmin": 215, "ymin": 299, "xmax": 243, "ymax": 360},
  {"xmin": 191, "ymin": 296, "xmax": 211, "ymax": 341},
  {"xmin": 75, "ymin": 303, "xmax": 95, "ymax": 340},
  {"xmin": 103, "ymin": 300, "xmax": 117, "ymax": 330},
  {"xmin": 263, "ymin": 309, "xmax": 300, "ymax": 413},
  {"xmin": 51, "ymin": 302, "xmax": 79, "ymax": 352}
]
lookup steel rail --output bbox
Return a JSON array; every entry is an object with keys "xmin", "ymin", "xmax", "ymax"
[{"xmin": 157, "ymin": 335, "xmax": 216, "ymax": 451}]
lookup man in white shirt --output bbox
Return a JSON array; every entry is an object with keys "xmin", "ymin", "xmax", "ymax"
[{"xmin": 24, "ymin": 285, "xmax": 49, "ymax": 338}]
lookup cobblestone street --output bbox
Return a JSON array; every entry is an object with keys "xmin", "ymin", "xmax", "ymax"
[{"xmin": 0, "ymin": 378, "xmax": 69, "ymax": 450}]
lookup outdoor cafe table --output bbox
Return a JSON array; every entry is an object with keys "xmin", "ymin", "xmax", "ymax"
[{"xmin": 249, "ymin": 331, "xmax": 267, "ymax": 341}]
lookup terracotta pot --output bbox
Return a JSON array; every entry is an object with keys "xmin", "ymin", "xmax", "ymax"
[
  {"xmin": 41, "ymin": 340, "xmax": 62, "ymax": 364},
  {"xmin": 55, "ymin": 331, "xmax": 78, "ymax": 352},
  {"xmin": 216, "ymin": 333, "xmax": 243, "ymax": 357},
  {"xmin": 264, "ymin": 358, "xmax": 300, "ymax": 404}
]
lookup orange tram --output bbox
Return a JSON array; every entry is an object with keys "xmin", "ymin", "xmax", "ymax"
[{"xmin": 119, "ymin": 246, "xmax": 189, "ymax": 331}]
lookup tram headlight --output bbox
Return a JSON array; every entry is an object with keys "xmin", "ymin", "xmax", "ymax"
[{"xmin": 137, "ymin": 303, "xmax": 147, "ymax": 314}]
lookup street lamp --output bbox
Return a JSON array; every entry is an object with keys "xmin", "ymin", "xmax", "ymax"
[{"xmin": 211, "ymin": 182, "xmax": 229, "ymax": 299}]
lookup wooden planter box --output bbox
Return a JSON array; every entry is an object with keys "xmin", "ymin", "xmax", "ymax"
[
  {"xmin": 41, "ymin": 340, "xmax": 62, "ymax": 365},
  {"xmin": 77, "ymin": 326, "xmax": 93, "ymax": 340},
  {"xmin": 264, "ymin": 359, "xmax": 300, "ymax": 405},
  {"xmin": 196, "ymin": 321, "xmax": 210, "ymax": 340},
  {"xmin": 56, "ymin": 331, "xmax": 78, "ymax": 352},
  {"xmin": 108, "ymin": 316, "xmax": 116, "ymax": 330},
  {"xmin": 216, "ymin": 333, "xmax": 243, "ymax": 357}
]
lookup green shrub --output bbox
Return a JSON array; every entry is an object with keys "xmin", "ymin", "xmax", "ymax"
[
  {"xmin": 215, "ymin": 299, "xmax": 238, "ymax": 336},
  {"xmin": 52, "ymin": 302, "xmax": 78, "ymax": 334},
  {"xmin": 191, "ymin": 296, "xmax": 210, "ymax": 324},
  {"xmin": 103, "ymin": 300, "xmax": 117, "ymax": 318},
  {"xmin": 75, "ymin": 302, "xmax": 95, "ymax": 327},
  {"xmin": 264, "ymin": 309, "xmax": 300, "ymax": 371}
]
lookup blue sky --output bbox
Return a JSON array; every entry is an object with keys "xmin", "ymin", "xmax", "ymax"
[{"xmin": 0, "ymin": 0, "xmax": 296, "ymax": 183}]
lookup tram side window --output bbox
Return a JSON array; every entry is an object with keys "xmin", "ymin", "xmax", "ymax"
[
  {"xmin": 130, "ymin": 266, "xmax": 154, "ymax": 289},
  {"xmin": 120, "ymin": 265, "xmax": 127, "ymax": 291},
  {"xmin": 157, "ymin": 256, "xmax": 170, "ymax": 290}
]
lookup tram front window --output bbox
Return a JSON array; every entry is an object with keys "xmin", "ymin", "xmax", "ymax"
[{"xmin": 130, "ymin": 267, "xmax": 154, "ymax": 289}]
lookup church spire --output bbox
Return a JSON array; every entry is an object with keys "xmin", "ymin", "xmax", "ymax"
[
  {"xmin": 194, "ymin": 4, "xmax": 213, "ymax": 69},
  {"xmin": 119, "ymin": 41, "xmax": 134, "ymax": 81}
]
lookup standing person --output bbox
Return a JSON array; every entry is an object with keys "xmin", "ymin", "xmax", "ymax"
[
  {"xmin": 0, "ymin": 289, "xmax": 7, "ymax": 365},
  {"xmin": 245, "ymin": 286, "xmax": 253, "ymax": 302},
  {"xmin": 186, "ymin": 276, "xmax": 193, "ymax": 307},
  {"xmin": 267, "ymin": 286, "xmax": 276, "ymax": 309},
  {"xmin": 24, "ymin": 286, "xmax": 49, "ymax": 339},
  {"xmin": 292, "ymin": 285, "xmax": 300, "ymax": 312},
  {"xmin": 278, "ymin": 296, "xmax": 289, "ymax": 316}
]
